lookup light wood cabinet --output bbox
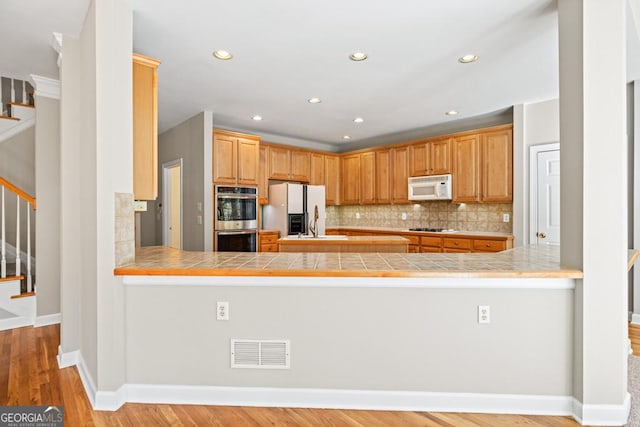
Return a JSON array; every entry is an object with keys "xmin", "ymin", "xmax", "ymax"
[
  {"xmin": 409, "ymin": 138, "xmax": 451, "ymax": 177},
  {"xmin": 375, "ymin": 150, "xmax": 391, "ymax": 204},
  {"xmin": 341, "ymin": 154, "xmax": 361, "ymax": 205},
  {"xmin": 309, "ymin": 153, "xmax": 324, "ymax": 185},
  {"xmin": 391, "ymin": 146, "xmax": 410, "ymax": 204},
  {"xmin": 267, "ymin": 144, "xmax": 310, "ymax": 182},
  {"xmin": 452, "ymin": 134, "xmax": 481, "ymax": 203},
  {"xmin": 360, "ymin": 152, "xmax": 376, "ymax": 204},
  {"xmin": 325, "ymin": 154, "xmax": 341, "ymax": 206},
  {"xmin": 133, "ymin": 53, "xmax": 160, "ymax": 200},
  {"xmin": 481, "ymin": 128, "xmax": 513, "ymax": 202},
  {"xmin": 258, "ymin": 230, "xmax": 279, "ymax": 252},
  {"xmin": 452, "ymin": 126, "xmax": 512, "ymax": 203},
  {"xmin": 290, "ymin": 150, "xmax": 311, "ymax": 182},
  {"xmin": 258, "ymin": 145, "xmax": 269, "ymax": 204},
  {"xmin": 213, "ymin": 129, "xmax": 260, "ymax": 186}
]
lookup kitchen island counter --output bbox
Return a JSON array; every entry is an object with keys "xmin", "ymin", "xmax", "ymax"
[{"xmin": 115, "ymin": 244, "xmax": 583, "ymax": 279}]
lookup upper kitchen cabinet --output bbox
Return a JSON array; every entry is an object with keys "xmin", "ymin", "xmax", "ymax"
[
  {"xmin": 258, "ymin": 145, "xmax": 269, "ymax": 204},
  {"xmin": 360, "ymin": 152, "xmax": 376, "ymax": 204},
  {"xmin": 213, "ymin": 129, "xmax": 260, "ymax": 186},
  {"xmin": 452, "ymin": 134, "xmax": 480, "ymax": 203},
  {"xmin": 481, "ymin": 128, "xmax": 513, "ymax": 202},
  {"xmin": 266, "ymin": 143, "xmax": 311, "ymax": 182},
  {"xmin": 452, "ymin": 125, "xmax": 512, "ymax": 203},
  {"xmin": 324, "ymin": 154, "xmax": 341, "ymax": 205},
  {"xmin": 374, "ymin": 149, "xmax": 391, "ymax": 204},
  {"xmin": 390, "ymin": 146, "xmax": 410, "ymax": 204},
  {"xmin": 341, "ymin": 153, "xmax": 361, "ymax": 205},
  {"xmin": 309, "ymin": 152, "xmax": 325, "ymax": 185},
  {"xmin": 132, "ymin": 53, "xmax": 161, "ymax": 200},
  {"xmin": 409, "ymin": 137, "xmax": 451, "ymax": 177}
]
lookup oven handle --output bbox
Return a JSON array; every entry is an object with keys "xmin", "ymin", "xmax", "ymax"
[
  {"xmin": 216, "ymin": 195, "xmax": 257, "ymax": 200},
  {"xmin": 216, "ymin": 230, "xmax": 257, "ymax": 235}
]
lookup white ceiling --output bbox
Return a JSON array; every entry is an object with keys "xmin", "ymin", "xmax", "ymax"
[{"xmin": 10, "ymin": 0, "xmax": 640, "ymax": 149}]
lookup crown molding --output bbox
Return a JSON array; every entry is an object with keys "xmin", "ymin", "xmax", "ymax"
[
  {"xmin": 30, "ymin": 75, "xmax": 60, "ymax": 100},
  {"xmin": 51, "ymin": 32, "xmax": 63, "ymax": 68}
]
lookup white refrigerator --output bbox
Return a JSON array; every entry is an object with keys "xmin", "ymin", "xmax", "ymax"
[{"xmin": 263, "ymin": 183, "xmax": 326, "ymax": 237}]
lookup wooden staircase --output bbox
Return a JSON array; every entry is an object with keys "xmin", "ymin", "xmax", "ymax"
[
  {"xmin": 0, "ymin": 77, "xmax": 35, "ymax": 143},
  {"xmin": 0, "ymin": 177, "xmax": 35, "ymax": 330}
]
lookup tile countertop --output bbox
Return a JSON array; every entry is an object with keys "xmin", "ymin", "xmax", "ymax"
[
  {"xmin": 114, "ymin": 245, "xmax": 592, "ymax": 279},
  {"xmin": 328, "ymin": 226, "xmax": 514, "ymax": 239}
]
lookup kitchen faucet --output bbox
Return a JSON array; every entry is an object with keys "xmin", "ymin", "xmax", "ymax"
[{"xmin": 309, "ymin": 205, "xmax": 319, "ymax": 238}]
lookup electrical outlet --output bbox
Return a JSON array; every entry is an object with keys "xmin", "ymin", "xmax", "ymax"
[
  {"xmin": 217, "ymin": 301, "xmax": 229, "ymax": 321},
  {"xmin": 401, "ymin": 212, "xmax": 407, "ymax": 220},
  {"xmin": 478, "ymin": 305, "xmax": 490, "ymax": 324},
  {"xmin": 355, "ymin": 212, "xmax": 360, "ymax": 219},
  {"xmin": 197, "ymin": 215, "xmax": 202, "ymax": 225},
  {"xmin": 502, "ymin": 213, "xmax": 510, "ymax": 223}
]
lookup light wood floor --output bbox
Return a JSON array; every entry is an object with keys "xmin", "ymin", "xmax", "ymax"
[{"xmin": 7, "ymin": 323, "xmax": 628, "ymax": 426}]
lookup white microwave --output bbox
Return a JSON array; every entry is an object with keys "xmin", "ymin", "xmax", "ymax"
[{"xmin": 408, "ymin": 174, "xmax": 452, "ymax": 201}]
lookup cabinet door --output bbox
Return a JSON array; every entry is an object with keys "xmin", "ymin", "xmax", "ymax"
[
  {"xmin": 309, "ymin": 153, "xmax": 324, "ymax": 185},
  {"xmin": 409, "ymin": 143, "xmax": 429, "ymax": 176},
  {"xmin": 236, "ymin": 137, "xmax": 259, "ymax": 185},
  {"xmin": 341, "ymin": 154, "xmax": 361, "ymax": 205},
  {"xmin": 481, "ymin": 129, "xmax": 512, "ymax": 202},
  {"xmin": 375, "ymin": 150, "xmax": 391, "ymax": 204},
  {"xmin": 133, "ymin": 54, "xmax": 160, "ymax": 200},
  {"xmin": 212, "ymin": 133, "xmax": 237, "ymax": 184},
  {"xmin": 430, "ymin": 138, "xmax": 451, "ymax": 175},
  {"xmin": 360, "ymin": 152, "xmax": 376, "ymax": 204},
  {"xmin": 325, "ymin": 155, "xmax": 341, "ymax": 205},
  {"xmin": 269, "ymin": 146, "xmax": 291, "ymax": 180},
  {"xmin": 391, "ymin": 146, "xmax": 410, "ymax": 204},
  {"xmin": 258, "ymin": 145, "xmax": 269, "ymax": 204},
  {"xmin": 452, "ymin": 134, "xmax": 480, "ymax": 203},
  {"xmin": 290, "ymin": 150, "xmax": 311, "ymax": 182}
]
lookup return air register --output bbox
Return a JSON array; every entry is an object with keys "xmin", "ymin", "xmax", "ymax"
[{"xmin": 231, "ymin": 339, "xmax": 290, "ymax": 369}]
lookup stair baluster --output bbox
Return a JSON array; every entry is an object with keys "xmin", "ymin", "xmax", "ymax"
[
  {"xmin": 1, "ymin": 186, "xmax": 5, "ymax": 278},
  {"xmin": 15, "ymin": 195, "xmax": 20, "ymax": 277},
  {"xmin": 26, "ymin": 207, "xmax": 31, "ymax": 292}
]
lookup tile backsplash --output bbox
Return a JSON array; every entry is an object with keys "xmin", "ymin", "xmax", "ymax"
[
  {"xmin": 326, "ymin": 202, "xmax": 513, "ymax": 233},
  {"xmin": 115, "ymin": 192, "xmax": 135, "ymax": 266}
]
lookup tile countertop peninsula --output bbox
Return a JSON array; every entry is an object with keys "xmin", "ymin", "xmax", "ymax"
[
  {"xmin": 327, "ymin": 226, "xmax": 514, "ymax": 239},
  {"xmin": 115, "ymin": 245, "xmax": 586, "ymax": 279}
]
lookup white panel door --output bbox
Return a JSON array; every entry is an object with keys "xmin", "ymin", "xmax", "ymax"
[{"xmin": 536, "ymin": 150, "xmax": 560, "ymax": 245}]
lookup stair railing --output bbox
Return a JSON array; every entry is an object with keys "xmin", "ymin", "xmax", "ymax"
[{"xmin": 0, "ymin": 177, "xmax": 36, "ymax": 292}]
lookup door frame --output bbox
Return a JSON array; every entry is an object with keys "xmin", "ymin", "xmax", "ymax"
[
  {"xmin": 529, "ymin": 142, "xmax": 560, "ymax": 244},
  {"xmin": 162, "ymin": 159, "xmax": 184, "ymax": 248}
]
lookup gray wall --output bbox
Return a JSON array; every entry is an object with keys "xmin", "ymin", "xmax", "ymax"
[
  {"xmin": 140, "ymin": 111, "xmax": 211, "ymax": 250},
  {"xmin": 35, "ymin": 95, "xmax": 60, "ymax": 317},
  {"xmin": 125, "ymin": 283, "xmax": 573, "ymax": 395},
  {"xmin": 0, "ymin": 126, "xmax": 36, "ymax": 257}
]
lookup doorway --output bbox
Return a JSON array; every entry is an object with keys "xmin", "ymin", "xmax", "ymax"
[
  {"xmin": 162, "ymin": 159, "xmax": 183, "ymax": 249},
  {"xmin": 529, "ymin": 143, "xmax": 560, "ymax": 245}
]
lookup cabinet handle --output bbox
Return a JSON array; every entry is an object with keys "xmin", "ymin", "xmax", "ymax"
[
  {"xmin": 454, "ymin": 241, "xmax": 459, "ymax": 245},
  {"xmin": 485, "ymin": 243, "xmax": 490, "ymax": 247},
  {"xmin": 536, "ymin": 232, "xmax": 547, "ymax": 239}
]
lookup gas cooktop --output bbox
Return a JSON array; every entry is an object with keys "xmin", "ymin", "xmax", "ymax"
[{"xmin": 409, "ymin": 228, "xmax": 455, "ymax": 233}]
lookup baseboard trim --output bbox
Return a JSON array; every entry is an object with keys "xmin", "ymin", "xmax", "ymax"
[
  {"xmin": 120, "ymin": 384, "xmax": 575, "ymax": 415},
  {"xmin": 35, "ymin": 313, "xmax": 61, "ymax": 327},
  {"xmin": 0, "ymin": 315, "xmax": 33, "ymax": 331},
  {"xmin": 631, "ymin": 313, "xmax": 640, "ymax": 325},
  {"xmin": 56, "ymin": 346, "xmax": 78, "ymax": 369},
  {"xmin": 572, "ymin": 393, "xmax": 630, "ymax": 426},
  {"xmin": 76, "ymin": 352, "xmax": 97, "ymax": 408}
]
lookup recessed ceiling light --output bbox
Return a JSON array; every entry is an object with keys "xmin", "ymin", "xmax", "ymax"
[
  {"xmin": 252, "ymin": 115, "xmax": 263, "ymax": 121},
  {"xmin": 458, "ymin": 54, "xmax": 478, "ymax": 63},
  {"xmin": 353, "ymin": 117, "xmax": 364, "ymax": 123},
  {"xmin": 343, "ymin": 135, "xmax": 351, "ymax": 140},
  {"xmin": 350, "ymin": 52, "xmax": 368, "ymax": 61},
  {"xmin": 445, "ymin": 110, "xmax": 459, "ymax": 116},
  {"xmin": 308, "ymin": 97, "xmax": 322, "ymax": 104},
  {"xmin": 213, "ymin": 50, "xmax": 233, "ymax": 60}
]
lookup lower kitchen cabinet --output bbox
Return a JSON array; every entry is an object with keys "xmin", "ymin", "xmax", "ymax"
[{"xmin": 259, "ymin": 230, "xmax": 279, "ymax": 252}]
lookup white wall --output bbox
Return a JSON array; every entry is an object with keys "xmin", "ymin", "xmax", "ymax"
[
  {"xmin": 59, "ymin": 0, "xmax": 132, "ymax": 393},
  {"xmin": 34, "ymin": 93, "xmax": 60, "ymax": 317},
  {"xmin": 512, "ymin": 99, "xmax": 559, "ymax": 247}
]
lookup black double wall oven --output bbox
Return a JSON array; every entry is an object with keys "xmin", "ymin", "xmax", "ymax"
[{"xmin": 214, "ymin": 186, "xmax": 258, "ymax": 252}]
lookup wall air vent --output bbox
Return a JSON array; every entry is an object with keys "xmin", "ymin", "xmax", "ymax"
[{"xmin": 231, "ymin": 339, "xmax": 290, "ymax": 369}]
